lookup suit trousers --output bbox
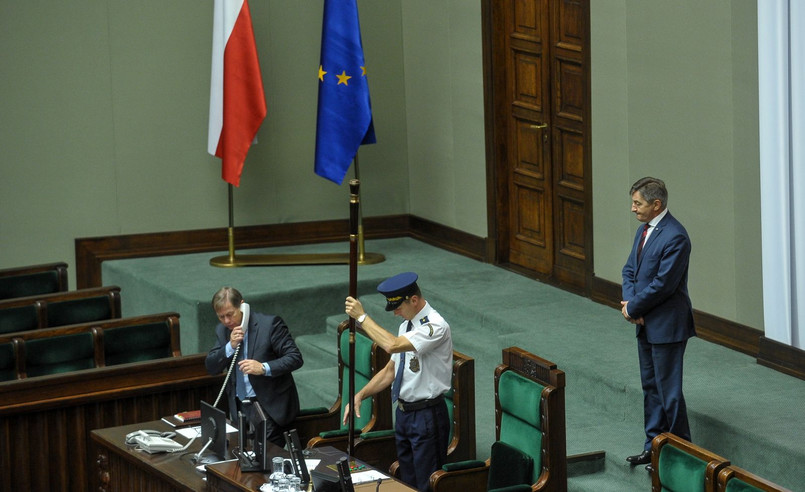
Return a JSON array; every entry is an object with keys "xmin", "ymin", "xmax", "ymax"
[{"xmin": 637, "ymin": 331, "xmax": 691, "ymax": 450}]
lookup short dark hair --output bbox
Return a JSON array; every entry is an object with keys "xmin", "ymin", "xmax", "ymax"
[
  {"xmin": 630, "ymin": 177, "xmax": 667, "ymax": 209},
  {"xmin": 212, "ymin": 286, "xmax": 243, "ymax": 311}
]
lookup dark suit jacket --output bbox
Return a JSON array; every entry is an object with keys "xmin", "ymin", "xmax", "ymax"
[
  {"xmin": 622, "ymin": 212, "xmax": 696, "ymax": 344},
  {"xmin": 205, "ymin": 312, "xmax": 303, "ymax": 426}
]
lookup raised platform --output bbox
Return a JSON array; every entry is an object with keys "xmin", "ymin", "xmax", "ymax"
[{"xmin": 101, "ymin": 238, "xmax": 805, "ymax": 491}]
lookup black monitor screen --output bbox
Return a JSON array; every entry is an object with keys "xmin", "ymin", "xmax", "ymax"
[{"xmin": 198, "ymin": 400, "xmax": 228, "ymax": 464}]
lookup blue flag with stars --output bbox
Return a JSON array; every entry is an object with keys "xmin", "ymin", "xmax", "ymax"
[{"xmin": 314, "ymin": 0, "xmax": 376, "ymax": 185}]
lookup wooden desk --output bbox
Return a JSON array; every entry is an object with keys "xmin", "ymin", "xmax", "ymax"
[
  {"xmin": 92, "ymin": 419, "xmax": 226, "ymax": 492},
  {"xmin": 92, "ymin": 420, "xmax": 415, "ymax": 492}
]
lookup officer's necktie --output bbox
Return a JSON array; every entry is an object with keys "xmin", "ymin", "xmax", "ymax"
[
  {"xmin": 637, "ymin": 223, "xmax": 649, "ymax": 259},
  {"xmin": 391, "ymin": 321, "xmax": 413, "ymax": 403}
]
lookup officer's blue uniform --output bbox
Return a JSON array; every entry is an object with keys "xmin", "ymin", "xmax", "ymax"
[{"xmin": 378, "ymin": 272, "xmax": 452, "ymax": 492}]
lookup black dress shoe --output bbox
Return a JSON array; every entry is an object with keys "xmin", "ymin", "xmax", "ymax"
[
  {"xmin": 646, "ymin": 464, "xmax": 654, "ymax": 473},
  {"xmin": 626, "ymin": 450, "xmax": 651, "ymax": 465}
]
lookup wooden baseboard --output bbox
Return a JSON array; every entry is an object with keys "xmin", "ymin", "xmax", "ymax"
[
  {"xmin": 590, "ymin": 274, "xmax": 780, "ymax": 362},
  {"xmin": 758, "ymin": 336, "xmax": 805, "ymax": 381},
  {"xmin": 75, "ymin": 215, "xmax": 409, "ymax": 289}
]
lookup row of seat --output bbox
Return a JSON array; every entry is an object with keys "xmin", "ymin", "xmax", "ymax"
[
  {"xmin": 651, "ymin": 432, "xmax": 792, "ymax": 492},
  {"xmin": 0, "ymin": 261, "xmax": 68, "ymax": 300},
  {"xmin": 0, "ymin": 312, "xmax": 182, "ymax": 381},
  {"xmin": 0, "ymin": 285, "xmax": 122, "ymax": 334},
  {"xmin": 290, "ymin": 322, "xmax": 566, "ymax": 492}
]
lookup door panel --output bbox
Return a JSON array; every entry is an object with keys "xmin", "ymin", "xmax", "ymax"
[{"xmin": 488, "ymin": 0, "xmax": 591, "ymax": 290}]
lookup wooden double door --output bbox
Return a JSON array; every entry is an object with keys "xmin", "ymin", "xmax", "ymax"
[{"xmin": 486, "ymin": 0, "xmax": 591, "ymax": 292}]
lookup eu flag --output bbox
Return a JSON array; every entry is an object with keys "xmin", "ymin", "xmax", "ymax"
[{"xmin": 314, "ymin": 0, "xmax": 376, "ymax": 185}]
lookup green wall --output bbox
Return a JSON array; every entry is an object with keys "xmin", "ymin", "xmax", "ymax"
[{"xmin": 0, "ymin": 1, "xmax": 763, "ymax": 331}]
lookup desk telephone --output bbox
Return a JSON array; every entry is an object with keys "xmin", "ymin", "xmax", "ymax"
[{"xmin": 126, "ymin": 430, "xmax": 184, "ymax": 454}]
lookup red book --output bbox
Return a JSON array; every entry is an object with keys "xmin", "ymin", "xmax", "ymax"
[{"xmin": 174, "ymin": 410, "xmax": 201, "ymax": 423}]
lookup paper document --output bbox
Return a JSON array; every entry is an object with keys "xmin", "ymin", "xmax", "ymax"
[{"xmin": 351, "ymin": 469, "xmax": 390, "ymax": 485}]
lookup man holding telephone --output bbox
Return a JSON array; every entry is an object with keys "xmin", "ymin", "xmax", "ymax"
[{"xmin": 205, "ymin": 287, "xmax": 304, "ymax": 446}]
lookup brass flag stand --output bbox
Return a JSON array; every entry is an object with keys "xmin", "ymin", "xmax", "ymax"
[{"xmin": 210, "ymin": 157, "xmax": 384, "ymax": 267}]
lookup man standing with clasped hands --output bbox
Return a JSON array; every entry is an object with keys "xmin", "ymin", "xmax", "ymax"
[{"xmin": 621, "ymin": 177, "xmax": 696, "ymax": 473}]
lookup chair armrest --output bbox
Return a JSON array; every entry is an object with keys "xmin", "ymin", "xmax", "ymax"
[
  {"xmin": 354, "ymin": 430, "xmax": 398, "ymax": 472},
  {"xmin": 429, "ymin": 459, "xmax": 490, "ymax": 492},
  {"xmin": 307, "ymin": 432, "xmax": 350, "ymax": 453}
]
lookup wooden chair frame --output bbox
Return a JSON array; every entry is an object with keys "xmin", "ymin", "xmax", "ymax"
[
  {"xmin": 429, "ymin": 346, "xmax": 567, "ymax": 492},
  {"xmin": 291, "ymin": 320, "xmax": 392, "ymax": 448},
  {"xmin": 650, "ymin": 433, "xmax": 730, "ymax": 492},
  {"xmin": 716, "ymin": 464, "xmax": 793, "ymax": 492}
]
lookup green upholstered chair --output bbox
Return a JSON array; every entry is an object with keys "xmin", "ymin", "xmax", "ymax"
[
  {"xmin": 716, "ymin": 464, "xmax": 793, "ymax": 492},
  {"xmin": 429, "ymin": 346, "xmax": 567, "ymax": 492},
  {"xmin": 374, "ymin": 350, "xmax": 477, "ymax": 474},
  {"xmin": 0, "ymin": 340, "xmax": 20, "ymax": 381},
  {"xmin": 22, "ymin": 331, "xmax": 97, "ymax": 378},
  {"xmin": 0, "ymin": 262, "xmax": 68, "ymax": 300},
  {"xmin": 102, "ymin": 315, "xmax": 181, "ymax": 366},
  {"xmin": 651, "ymin": 433, "xmax": 730, "ymax": 492},
  {"xmin": 0, "ymin": 304, "xmax": 40, "ymax": 335},
  {"xmin": 291, "ymin": 320, "xmax": 392, "ymax": 449},
  {"xmin": 45, "ymin": 293, "xmax": 118, "ymax": 327}
]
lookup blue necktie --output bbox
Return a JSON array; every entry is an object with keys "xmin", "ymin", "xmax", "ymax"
[
  {"xmin": 392, "ymin": 321, "xmax": 413, "ymax": 403},
  {"xmin": 235, "ymin": 339, "xmax": 247, "ymax": 400}
]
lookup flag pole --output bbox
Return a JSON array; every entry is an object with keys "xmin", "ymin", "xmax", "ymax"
[
  {"xmin": 353, "ymin": 153, "xmax": 365, "ymax": 262},
  {"xmin": 227, "ymin": 184, "xmax": 236, "ymax": 263},
  {"xmin": 347, "ymin": 179, "xmax": 359, "ymax": 456}
]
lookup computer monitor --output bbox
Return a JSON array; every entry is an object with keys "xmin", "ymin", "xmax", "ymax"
[
  {"xmin": 196, "ymin": 400, "xmax": 228, "ymax": 464},
  {"xmin": 237, "ymin": 400, "xmax": 270, "ymax": 472}
]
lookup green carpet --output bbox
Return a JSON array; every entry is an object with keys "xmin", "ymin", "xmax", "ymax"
[{"xmin": 102, "ymin": 238, "xmax": 804, "ymax": 491}]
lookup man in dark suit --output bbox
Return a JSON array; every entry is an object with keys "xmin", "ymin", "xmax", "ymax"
[
  {"xmin": 205, "ymin": 286, "xmax": 303, "ymax": 446},
  {"xmin": 621, "ymin": 177, "xmax": 695, "ymax": 470}
]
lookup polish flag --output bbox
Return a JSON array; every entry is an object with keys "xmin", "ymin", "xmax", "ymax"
[{"xmin": 207, "ymin": 0, "xmax": 267, "ymax": 187}]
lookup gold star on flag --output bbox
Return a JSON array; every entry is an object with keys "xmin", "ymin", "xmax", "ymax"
[
  {"xmin": 336, "ymin": 70, "xmax": 352, "ymax": 85},
  {"xmin": 318, "ymin": 65, "xmax": 327, "ymax": 81},
  {"xmin": 361, "ymin": 66, "xmax": 367, "ymax": 76}
]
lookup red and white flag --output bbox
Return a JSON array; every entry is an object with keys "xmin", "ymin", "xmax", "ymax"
[{"xmin": 207, "ymin": 0, "xmax": 267, "ymax": 187}]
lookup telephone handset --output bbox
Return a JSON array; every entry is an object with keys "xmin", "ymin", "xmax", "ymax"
[{"xmin": 212, "ymin": 302, "xmax": 251, "ymax": 408}]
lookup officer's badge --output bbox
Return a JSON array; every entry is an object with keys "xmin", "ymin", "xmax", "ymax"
[
  {"xmin": 409, "ymin": 356, "xmax": 420, "ymax": 373},
  {"xmin": 419, "ymin": 316, "xmax": 429, "ymax": 325}
]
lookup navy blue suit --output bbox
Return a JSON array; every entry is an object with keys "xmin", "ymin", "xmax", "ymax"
[
  {"xmin": 205, "ymin": 312, "xmax": 303, "ymax": 444},
  {"xmin": 622, "ymin": 211, "xmax": 695, "ymax": 450}
]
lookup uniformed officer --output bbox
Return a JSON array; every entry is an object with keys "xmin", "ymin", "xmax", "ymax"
[{"xmin": 344, "ymin": 272, "xmax": 453, "ymax": 492}]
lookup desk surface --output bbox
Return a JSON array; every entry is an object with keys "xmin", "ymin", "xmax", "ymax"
[{"xmin": 92, "ymin": 420, "xmax": 415, "ymax": 492}]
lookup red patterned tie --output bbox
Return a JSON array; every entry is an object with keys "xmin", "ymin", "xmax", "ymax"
[{"xmin": 637, "ymin": 224, "xmax": 649, "ymax": 259}]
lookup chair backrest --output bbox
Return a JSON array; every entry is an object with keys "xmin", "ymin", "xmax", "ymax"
[
  {"xmin": 445, "ymin": 349, "xmax": 476, "ymax": 462},
  {"xmin": 335, "ymin": 321, "xmax": 392, "ymax": 434},
  {"xmin": 102, "ymin": 315, "xmax": 181, "ymax": 365},
  {"xmin": 22, "ymin": 331, "xmax": 97, "ymax": 377},
  {"xmin": 651, "ymin": 433, "xmax": 730, "ymax": 492},
  {"xmin": 0, "ymin": 262, "xmax": 68, "ymax": 300},
  {"xmin": 0, "ymin": 340, "xmax": 20, "ymax": 381},
  {"xmin": 493, "ymin": 346, "xmax": 567, "ymax": 490},
  {"xmin": 717, "ymin": 465, "xmax": 793, "ymax": 492},
  {"xmin": 0, "ymin": 305, "xmax": 40, "ymax": 335}
]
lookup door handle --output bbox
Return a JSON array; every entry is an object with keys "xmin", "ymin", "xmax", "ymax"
[{"xmin": 530, "ymin": 123, "xmax": 547, "ymax": 129}]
